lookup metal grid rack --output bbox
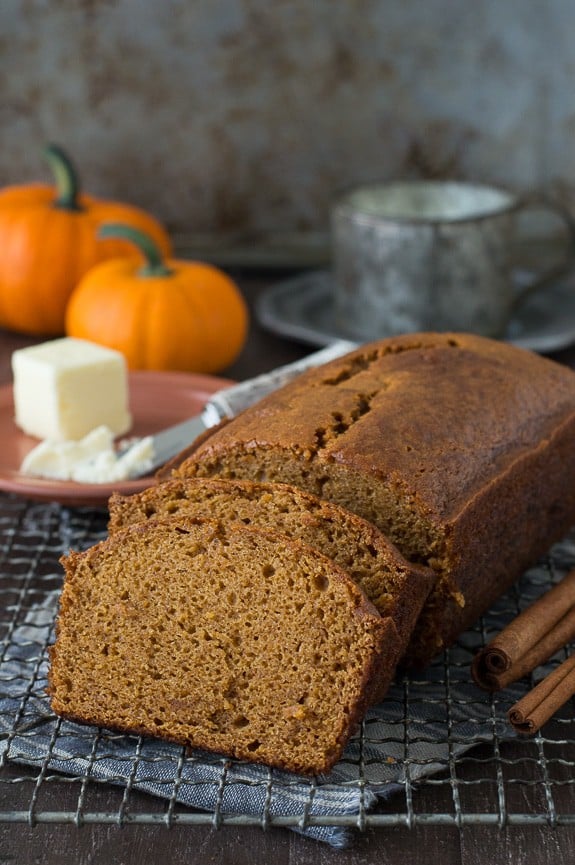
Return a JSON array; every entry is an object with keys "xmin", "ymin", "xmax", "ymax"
[{"xmin": 1, "ymin": 493, "xmax": 575, "ymax": 838}]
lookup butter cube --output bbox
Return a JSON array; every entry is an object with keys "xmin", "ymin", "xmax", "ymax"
[{"xmin": 12, "ymin": 338, "xmax": 132, "ymax": 442}]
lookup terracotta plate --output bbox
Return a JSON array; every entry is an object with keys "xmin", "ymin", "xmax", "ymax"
[{"xmin": 0, "ymin": 370, "xmax": 234, "ymax": 508}]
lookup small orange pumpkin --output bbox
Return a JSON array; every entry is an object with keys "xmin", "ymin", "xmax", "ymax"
[
  {"xmin": 0, "ymin": 145, "xmax": 172, "ymax": 335},
  {"xmin": 66, "ymin": 223, "xmax": 249, "ymax": 374}
]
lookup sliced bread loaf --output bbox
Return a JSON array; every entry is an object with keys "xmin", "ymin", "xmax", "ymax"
[
  {"xmin": 108, "ymin": 477, "xmax": 434, "ymax": 664},
  {"xmin": 166, "ymin": 333, "xmax": 575, "ymax": 665}
]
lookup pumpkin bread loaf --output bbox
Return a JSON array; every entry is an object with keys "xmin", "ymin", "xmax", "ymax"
[
  {"xmin": 108, "ymin": 477, "xmax": 435, "ymax": 664},
  {"xmin": 49, "ymin": 516, "xmax": 392, "ymax": 776},
  {"xmin": 167, "ymin": 333, "xmax": 575, "ymax": 665}
]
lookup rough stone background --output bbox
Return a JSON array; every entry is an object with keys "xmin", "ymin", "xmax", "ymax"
[{"xmin": 1, "ymin": 0, "xmax": 574, "ymax": 252}]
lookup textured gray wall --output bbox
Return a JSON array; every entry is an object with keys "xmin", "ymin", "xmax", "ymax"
[{"xmin": 1, "ymin": 0, "xmax": 574, "ymax": 244}]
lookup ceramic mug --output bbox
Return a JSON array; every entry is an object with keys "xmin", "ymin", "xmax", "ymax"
[{"xmin": 331, "ymin": 180, "xmax": 575, "ymax": 340}]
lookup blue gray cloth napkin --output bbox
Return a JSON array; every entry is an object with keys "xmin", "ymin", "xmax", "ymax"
[{"xmin": 2, "ymin": 506, "xmax": 572, "ymax": 846}]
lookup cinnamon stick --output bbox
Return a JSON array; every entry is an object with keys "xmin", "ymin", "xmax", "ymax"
[
  {"xmin": 508, "ymin": 653, "xmax": 575, "ymax": 735},
  {"xmin": 472, "ymin": 568, "xmax": 575, "ymax": 691}
]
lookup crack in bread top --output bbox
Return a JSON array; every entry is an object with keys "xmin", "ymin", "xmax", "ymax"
[{"xmin": 183, "ymin": 333, "xmax": 575, "ymax": 522}]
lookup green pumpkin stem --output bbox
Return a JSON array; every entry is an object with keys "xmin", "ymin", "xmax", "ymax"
[
  {"xmin": 43, "ymin": 144, "xmax": 83, "ymax": 212},
  {"xmin": 99, "ymin": 223, "xmax": 173, "ymax": 277}
]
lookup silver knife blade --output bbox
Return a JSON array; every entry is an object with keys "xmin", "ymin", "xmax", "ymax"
[
  {"xmin": 134, "ymin": 339, "xmax": 358, "ymax": 478},
  {"xmin": 143, "ymin": 411, "xmax": 214, "ymax": 475}
]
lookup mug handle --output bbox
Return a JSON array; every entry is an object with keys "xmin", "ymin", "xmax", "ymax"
[{"xmin": 511, "ymin": 195, "xmax": 575, "ymax": 313}]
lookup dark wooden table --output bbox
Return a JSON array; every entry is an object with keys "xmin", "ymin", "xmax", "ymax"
[{"xmin": 1, "ymin": 270, "xmax": 575, "ymax": 865}]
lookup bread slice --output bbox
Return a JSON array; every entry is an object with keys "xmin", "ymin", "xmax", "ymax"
[
  {"xmin": 108, "ymin": 477, "xmax": 434, "ymax": 664},
  {"xmin": 166, "ymin": 333, "xmax": 575, "ymax": 665},
  {"xmin": 49, "ymin": 516, "xmax": 392, "ymax": 775}
]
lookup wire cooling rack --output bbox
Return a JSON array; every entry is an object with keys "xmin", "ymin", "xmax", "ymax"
[{"xmin": 1, "ymin": 492, "xmax": 575, "ymax": 841}]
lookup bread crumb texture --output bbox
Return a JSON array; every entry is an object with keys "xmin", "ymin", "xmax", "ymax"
[
  {"xmin": 49, "ymin": 517, "xmax": 390, "ymax": 775},
  {"xmin": 108, "ymin": 477, "xmax": 434, "ymax": 661}
]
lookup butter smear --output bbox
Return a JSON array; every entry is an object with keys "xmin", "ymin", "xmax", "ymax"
[{"xmin": 20, "ymin": 426, "xmax": 155, "ymax": 483}]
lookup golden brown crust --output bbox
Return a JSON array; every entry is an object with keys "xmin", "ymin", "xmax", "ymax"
[{"xmin": 177, "ymin": 333, "xmax": 575, "ymax": 522}]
